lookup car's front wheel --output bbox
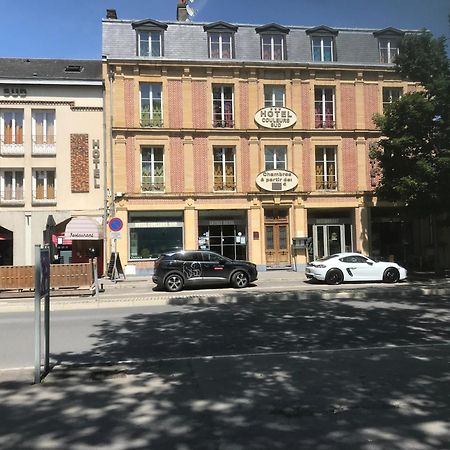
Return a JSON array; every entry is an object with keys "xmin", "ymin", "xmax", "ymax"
[
  {"xmin": 383, "ymin": 267, "xmax": 400, "ymax": 283},
  {"xmin": 325, "ymin": 268, "xmax": 344, "ymax": 285},
  {"xmin": 164, "ymin": 273, "xmax": 184, "ymax": 292},
  {"xmin": 231, "ymin": 271, "xmax": 249, "ymax": 288}
]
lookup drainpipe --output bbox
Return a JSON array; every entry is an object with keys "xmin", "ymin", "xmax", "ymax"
[{"xmin": 108, "ymin": 67, "xmax": 115, "ymax": 219}]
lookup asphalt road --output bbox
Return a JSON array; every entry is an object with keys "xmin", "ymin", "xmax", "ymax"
[
  {"xmin": 1, "ymin": 284, "xmax": 449, "ymax": 370},
  {"xmin": 1, "ymin": 285, "xmax": 449, "ymax": 449}
]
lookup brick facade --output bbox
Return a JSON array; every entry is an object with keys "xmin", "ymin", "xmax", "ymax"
[{"xmin": 70, "ymin": 133, "xmax": 89, "ymax": 193}]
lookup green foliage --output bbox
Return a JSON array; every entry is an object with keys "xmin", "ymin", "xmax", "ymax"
[{"xmin": 371, "ymin": 31, "xmax": 450, "ymax": 216}]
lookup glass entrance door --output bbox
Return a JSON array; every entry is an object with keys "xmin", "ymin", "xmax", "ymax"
[{"xmin": 312, "ymin": 224, "xmax": 345, "ymax": 260}]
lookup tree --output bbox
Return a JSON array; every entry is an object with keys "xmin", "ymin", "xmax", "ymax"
[{"xmin": 370, "ymin": 31, "xmax": 450, "ymax": 270}]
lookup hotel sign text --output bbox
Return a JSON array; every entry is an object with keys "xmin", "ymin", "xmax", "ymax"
[
  {"xmin": 254, "ymin": 106, "xmax": 297, "ymax": 129},
  {"xmin": 256, "ymin": 169, "xmax": 298, "ymax": 192}
]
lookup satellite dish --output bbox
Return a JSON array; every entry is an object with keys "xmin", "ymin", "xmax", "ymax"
[{"xmin": 186, "ymin": 3, "xmax": 196, "ymax": 17}]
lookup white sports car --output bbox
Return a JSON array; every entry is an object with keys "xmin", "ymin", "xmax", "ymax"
[{"xmin": 305, "ymin": 252, "xmax": 407, "ymax": 285}]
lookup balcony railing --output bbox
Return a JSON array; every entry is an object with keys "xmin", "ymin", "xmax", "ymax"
[
  {"xmin": 141, "ymin": 182, "xmax": 165, "ymax": 192},
  {"xmin": 140, "ymin": 117, "xmax": 163, "ymax": 128},
  {"xmin": 32, "ymin": 135, "xmax": 56, "ymax": 155},
  {"xmin": 0, "ymin": 136, "xmax": 24, "ymax": 155},
  {"xmin": 213, "ymin": 181, "xmax": 236, "ymax": 192},
  {"xmin": 213, "ymin": 119, "xmax": 235, "ymax": 128},
  {"xmin": 314, "ymin": 119, "xmax": 336, "ymax": 129}
]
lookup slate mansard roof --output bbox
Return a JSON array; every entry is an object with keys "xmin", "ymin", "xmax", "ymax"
[
  {"xmin": 0, "ymin": 59, "xmax": 102, "ymax": 83},
  {"xmin": 102, "ymin": 18, "xmax": 419, "ymax": 67}
]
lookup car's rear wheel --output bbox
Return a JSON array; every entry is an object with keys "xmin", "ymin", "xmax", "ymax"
[
  {"xmin": 164, "ymin": 274, "xmax": 184, "ymax": 292},
  {"xmin": 325, "ymin": 268, "xmax": 344, "ymax": 285},
  {"xmin": 383, "ymin": 267, "xmax": 400, "ymax": 283},
  {"xmin": 231, "ymin": 271, "xmax": 249, "ymax": 288}
]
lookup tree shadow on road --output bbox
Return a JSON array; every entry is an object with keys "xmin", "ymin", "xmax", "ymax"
[{"xmin": 0, "ymin": 289, "xmax": 449, "ymax": 449}]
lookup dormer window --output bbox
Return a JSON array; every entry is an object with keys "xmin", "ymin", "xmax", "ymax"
[
  {"xmin": 138, "ymin": 31, "xmax": 162, "ymax": 57},
  {"xmin": 204, "ymin": 22, "xmax": 238, "ymax": 60},
  {"xmin": 306, "ymin": 26, "xmax": 338, "ymax": 62},
  {"xmin": 374, "ymin": 28, "xmax": 404, "ymax": 64},
  {"xmin": 256, "ymin": 24, "xmax": 290, "ymax": 61},
  {"xmin": 132, "ymin": 19, "xmax": 168, "ymax": 58}
]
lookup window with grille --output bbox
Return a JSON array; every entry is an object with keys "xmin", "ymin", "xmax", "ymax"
[
  {"xmin": 213, "ymin": 147, "xmax": 235, "ymax": 191},
  {"xmin": 212, "ymin": 85, "xmax": 234, "ymax": 128},
  {"xmin": 141, "ymin": 147, "xmax": 164, "ymax": 192},
  {"xmin": 315, "ymin": 147, "xmax": 337, "ymax": 190},
  {"xmin": 264, "ymin": 85, "xmax": 285, "ymax": 107},
  {"xmin": 265, "ymin": 146, "xmax": 287, "ymax": 170},
  {"xmin": 314, "ymin": 87, "xmax": 335, "ymax": 129},
  {"xmin": 140, "ymin": 83, "xmax": 163, "ymax": 127}
]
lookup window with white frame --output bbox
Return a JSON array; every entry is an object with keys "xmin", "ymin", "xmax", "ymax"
[
  {"xmin": 32, "ymin": 110, "xmax": 56, "ymax": 154},
  {"xmin": 314, "ymin": 87, "xmax": 335, "ymax": 129},
  {"xmin": 33, "ymin": 169, "xmax": 56, "ymax": 201},
  {"xmin": 311, "ymin": 36, "xmax": 334, "ymax": 62},
  {"xmin": 379, "ymin": 38, "xmax": 399, "ymax": 64},
  {"xmin": 138, "ymin": 30, "xmax": 162, "ymax": 57},
  {"xmin": 315, "ymin": 147, "xmax": 337, "ymax": 190},
  {"xmin": 261, "ymin": 34, "xmax": 286, "ymax": 60},
  {"xmin": 0, "ymin": 170, "xmax": 24, "ymax": 201},
  {"xmin": 265, "ymin": 146, "xmax": 287, "ymax": 170},
  {"xmin": 140, "ymin": 83, "xmax": 163, "ymax": 127},
  {"xmin": 209, "ymin": 32, "xmax": 233, "ymax": 59},
  {"xmin": 213, "ymin": 147, "xmax": 235, "ymax": 191},
  {"xmin": 383, "ymin": 87, "xmax": 403, "ymax": 112},
  {"xmin": 0, "ymin": 110, "xmax": 24, "ymax": 151},
  {"xmin": 212, "ymin": 85, "xmax": 234, "ymax": 128},
  {"xmin": 141, "ymin": 147, "xmax": 164, "ymax": 192},
  {"xmin": 264, "ymin": 85, "xmax": 285, "ymax": 107}
]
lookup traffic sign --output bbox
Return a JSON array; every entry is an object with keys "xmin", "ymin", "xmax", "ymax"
[{"xmin": 109, "ymin": 217, "xmax": 123, "ymax": 232}]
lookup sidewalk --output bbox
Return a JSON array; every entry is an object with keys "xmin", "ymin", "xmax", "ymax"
[{"xmin": 1, "ymin": 271, "xmax": 450, "ymax": 313}]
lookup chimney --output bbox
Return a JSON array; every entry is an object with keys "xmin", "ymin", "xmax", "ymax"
[
  {"xmin": 106, "ymin": 9, "xmax": 118, "ymax": 19},
  {"xmin": 177, "ymin": 0, "xmax": 188, "ymax": 21}
]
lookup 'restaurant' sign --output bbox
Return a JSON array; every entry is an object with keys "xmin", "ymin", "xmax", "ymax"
[
  {"xmin": 254, "ymin": 106, "xmax": 297, "ymax": 129},
  {"xmin": 256, "ymin": 169, "xmax": 298, "ymax": 192}
]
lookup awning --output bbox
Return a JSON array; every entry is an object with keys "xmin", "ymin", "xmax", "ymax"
[{"xmin": 64, "ymin": 217, "xmax": 103, "ymax": 240}]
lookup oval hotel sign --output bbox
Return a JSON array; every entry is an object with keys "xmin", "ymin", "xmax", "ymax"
[
  {"xmin": 254, "ymin": 106, "xmax": 297, "ymax": 129},
  {"xmin": 256, "ymin": 169, "xmax": 298, "ymax": 192}
]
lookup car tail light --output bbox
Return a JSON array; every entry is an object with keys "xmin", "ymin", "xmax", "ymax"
[{"xmin": 154, "ymin": 259, "xmax": 161, "ymax": 269}]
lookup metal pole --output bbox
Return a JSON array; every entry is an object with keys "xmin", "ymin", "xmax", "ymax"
[
  {"xmin": 44, "ymin": 289, "xmax": 50, "ymax": 374},
  {"xmin": 34, "ymin": 245, "xmax": 41, "ymax": 384},
  {"xmin": 102, "ymin": 64, "xmax": 109, "ymax": 277}
]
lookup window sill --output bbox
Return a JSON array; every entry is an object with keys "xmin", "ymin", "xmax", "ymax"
[
  {"xmin": 0, "ymin": 200, "xmax": 25, "ymax": 206},
  {"xmin": 32, "ymin": 199, "xmax": 57, "ymax": 206}
]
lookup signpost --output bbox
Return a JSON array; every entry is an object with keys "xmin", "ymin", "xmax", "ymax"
[
  {"xmin": 34, "ymin": 245, "xmax": 50, "ymax": 384},
  {"xmin": 108, "ymin": 218, "xmax": 124, "ymax": 281}
]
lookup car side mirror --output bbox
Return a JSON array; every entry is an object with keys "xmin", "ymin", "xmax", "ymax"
[{"xmin": 367, "ymin": 261, "xmax": 373, "ymax": 266}]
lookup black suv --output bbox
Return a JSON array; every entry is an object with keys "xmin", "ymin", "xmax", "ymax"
[{"xmin": 152, "ymin": 250, "xmax": 258, "ymax": 292}]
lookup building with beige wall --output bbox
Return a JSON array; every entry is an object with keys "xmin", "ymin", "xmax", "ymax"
[
  {"xmin": 102, "ymin": 7, "xmax": 433, "ymax": 275},
  {"xmin": 0, "ymin": 59, "xmax": 104, "ymax": 270}
]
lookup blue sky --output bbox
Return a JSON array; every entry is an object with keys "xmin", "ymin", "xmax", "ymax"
[{"xmin": 1, "ymin": 0, "xmax": 449, "ymax": 59}]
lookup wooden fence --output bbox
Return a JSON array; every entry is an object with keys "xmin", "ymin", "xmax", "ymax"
[{"xmin": 0, "ymin": 263, "xmax": 94, "ymax": 291}]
